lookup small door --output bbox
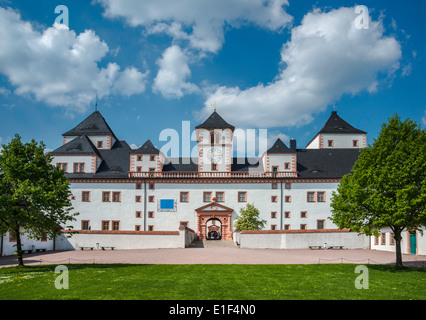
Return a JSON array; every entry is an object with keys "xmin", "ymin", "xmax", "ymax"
[{"xmin": 409, "ymin": 233, "xmax": 417, "ymax": 255}]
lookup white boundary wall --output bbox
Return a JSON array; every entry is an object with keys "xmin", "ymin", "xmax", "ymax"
[
  {"xmin": 237, "ymin": 230, "xmax": 370, "ymax": 249},
  {"xmin": 55, "ymin": 227, "xmax": 196, "ymax": 251}
]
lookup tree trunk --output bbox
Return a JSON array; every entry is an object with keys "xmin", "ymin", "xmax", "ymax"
[
  {"xmin": 394, "ymin": 231, "xmax": 403, "ymax": 269},
  {"xmin": 15, "ymin": 228, "xmax": 24, "ymax": 267}
]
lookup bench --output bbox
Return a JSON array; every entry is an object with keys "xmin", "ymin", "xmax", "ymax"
[
  {"xmin": 80, "ymin": 246, "xmax": 94, "ymax": 250},
  {"xmin": 328, "ymin": 246, "xmax": 344, "ymax": 250},
  {"xmin": 101, "ymin": 246, "xmax": 115, "ymax": 250},
  {"xmin": 309, "ymin": 246, "xmax": 322, "ymax": 250}
]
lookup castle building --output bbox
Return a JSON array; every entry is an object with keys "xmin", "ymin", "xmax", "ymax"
[
  {"xmin": 50, "ymin": 110, "xmax": 365, "ymax": 241},
  {"xmin": 1, "ymin": 109, "xmax": 423, "ymax": 255}
]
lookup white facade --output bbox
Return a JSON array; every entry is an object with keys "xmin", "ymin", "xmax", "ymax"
[{"xmin": 3, "ymin": 110, "xmax": 423, "ymax": 257}]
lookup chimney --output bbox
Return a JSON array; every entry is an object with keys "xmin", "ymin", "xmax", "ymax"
[{"xmin": 290, "ymin": 139, "xmax": 297, "ymax": 151}]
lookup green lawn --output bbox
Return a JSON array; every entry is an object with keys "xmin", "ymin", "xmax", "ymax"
[{"xmin": 0, "ymin": 264, "xmax": 424, "ymax": 300}]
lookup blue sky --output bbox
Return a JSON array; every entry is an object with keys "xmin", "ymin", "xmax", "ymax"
[{"xmin": 0, "ymin": 0, "xmax": 424, "ymax": 156}]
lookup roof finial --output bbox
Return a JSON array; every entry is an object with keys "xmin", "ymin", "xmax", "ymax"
[
  {"xmin": 95, "ymin": 93, "xmax": 98, "ymax": 112},
  {"xmin": 211, "ymin": 103, "xmax": 216, "ymax": 112},
  {"xmin": 333, "ymin": 105, "xmax": 337, "ymax": 112}
]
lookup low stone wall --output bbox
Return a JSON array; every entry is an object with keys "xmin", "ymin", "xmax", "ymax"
[
  {"xmin": 237, "ymin": 229, "xmax": 370, "ymax": 249},
  {"xmin": 56, "ymin": 228, "xmax": 196, "ymax": 251}
]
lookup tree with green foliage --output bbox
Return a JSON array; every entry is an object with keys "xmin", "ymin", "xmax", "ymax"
[
  {"xmin": 0, "ymin": 134, "xmax": 77, "ymax": 266},
  {"xmin": 234, "ymin": 203, "xmax": 267, "ymax": 231},
  {"xmin": 330, "ymin": 114, "xmax": 426, "ymax": 268}
]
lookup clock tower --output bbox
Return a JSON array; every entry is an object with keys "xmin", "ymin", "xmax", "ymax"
[{"xmin": 195, "ymin": 110, "xmax": 235, "ymax": 173}]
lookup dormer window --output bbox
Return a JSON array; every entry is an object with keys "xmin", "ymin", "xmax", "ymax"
[
  {"xmin": 328, "ymin": 140, "xmax": 334, "ymax": 147},
  {"xmin": 353, "ymin": 140, "xmax": 359, "ymax": 147},
  {"xmin": 73, "ymin": 163, "xmax": 85, "ymax": 173},
  {"xmin": 97, "ymin": 141, "xmax": 103, "ymax": 148}
]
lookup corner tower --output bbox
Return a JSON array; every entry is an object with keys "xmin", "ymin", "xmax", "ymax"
[{"xmin": 306, "ymin": 111, "xmax": 367, "ymax": 149}]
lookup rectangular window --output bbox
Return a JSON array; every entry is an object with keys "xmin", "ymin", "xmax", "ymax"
[
  {"xmin": 137, "ymin": 155, "xmax": 142, "ymax": 161},
  {"xmin": 136, "ymin": 166, "xmax": 142, "ymax": 172},
  {"xmin": 285, "ymin": 183, "xmax": 291, "ymax": 190},
  {"xmin": 150, "ymin": 155, "xmax": 156, "ymax": 161},
  {"xmin": 148, "ymin": 225, "xmax": 154, "ymax": 231},
  {"xmin": 390, "ymin": 233, "xmax": 395, "ymax": 245},
  {"xmin": 148, "ymin": 195, "xmax": 154, "ymax": 203},
  {"xmin": 271, "ymin": 196, "xmax": 278, "ymax": 203},
  {"xmin": 180, "ymin": 192, "xmax": 189, "ymax": 203},
  {"xmin": 381, "ymin": 233, "xmax": 386, "ymax": 245},
  {"xmin": 238, "ymin": 192, "xmax": 247, "ymax": 202},
  {"xmin": 317, "ymin": 192, "xmax": 325, "ymax": 202},
  {"xmin": 216, "ymin": 192, "xmax": 224, "ymax": 202},
  {"xmin": 271, "ymin": 212, "xmax": 277, "ymax": 219},
  {"xmin": 148, "ymin": 211, "xmax": 154, "ymax": 218},
  {"xmin": 271, "ymin": 183, "xmax": 278, "ymax": 189},
  {"xmin": 284, "ymin": 211, "xmax": 291, "ymax": 218},
  {"xmin": 307, "ymin": 192, "xmax": 315, "ymax": 202},
  {"xmin": 272, "ymin": 166, "xmax": 278, "ymax": 177},
  {"xmin": 180, "ymin": 221, "xmax": 189, "ymax": 228},
  {"xmin": 285, "ymin": 195, "xmax": 291, "ymax": 203},
  {"xmin": 353, "ymin": 140, "xmax": 359, "ymax": 147},
  {"xmin": 102, "ymin": 221, "xmax": 110, "ymax": 231},
  {"xmin": 97, "ymin": 141, "xmax": 103, "ymax": 148},
  {"xmin": 57, "ymin": 163, "xmax": 68, "ymax": 172},
  {"xmin": 112, "ymin": 192, "xmax": 121, "ymax": 202},
  {"xmin": 74, "ymin": 163, "xmax": 85, "ymax": 173},
  {"xmin": 102, "ymin": 192, "xmax": 110, "ymax": 202},
  {"xmin": 271, "ymin": 225, "xmax": 277, "ymax": 231},
  {"xmin": 204, "ymin": 192, "xmax": 212, "ymax": 202},
  {"xmin": 41, "ymin": 232, "xmax": 47, "ymax": 242},
  {"xmin": 148, "ymin": 183, "xmax": 155, "ymax": 190},
  {"xmin": 300, "ymin": 211, "xmax": 307, "ymax": 218},
  {"xmin": 300, "ymin": 224, "xmax": 307, "ymax": 230},
  {"xmin": 136, "ymin": 211, "xmax": 142, "ymax": 218},
  {"xmin": 136, "ymin": 183, "xmax": 142, "ymax": 190},
  {"xmin": 135, "ymin": 225, "xmax": 141, "ymax": 231},
  {"xmin": 82, "ymin": 191, "xmax": 90, "ymax": 202},
  {"xmin": 317, "ymin": 220, "xmax": 325, "ymax": 230},
  {"xmin": 374, "ymin": 236, "xmax": 379, "ymax": 245},
  {"xmin": 9, "ymin": 230, "xmax": 17, "ymax": 242},
  {"xmin": 328, "ymin": 140, "xmax": 334, "ymax": 147},
  {"xmin": 82, "ymin": 220, "xmax": 90, "ymax": 230},
  {"xmin": 211, "ymin": 163, "xmax": 218, "ymax": 171},
  {"xmin": 284, "ymin": 224, "xmax": 290, "ymax": 230},
  {"xmin": 284, "ymin": 162, "xmax": 290, "ymax": 170},
  {"xmin": 135, "ymin": 196, "xmax": 141, "ymax": 203},
  {"xmin": 112, "ymin": 221, "xmax": 120, "ymax": 231}
]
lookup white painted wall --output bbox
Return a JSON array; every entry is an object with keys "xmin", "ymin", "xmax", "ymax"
[
  {"xmin": 51, "ymin": 155, "xmax": 96, "ymax": 173},
  {"xmin": 1, "ymin": 231, "xmax": 54, "ymax": 256},
  {"xmin": 320, "ymin": 133, "xmax": 366, "ymax": 149},
  {"xmin": 68, "ymin": 181, "xmax": 341, "ymax": 234},
  {"xmin": 239, "ymin": 231, "xmax": 369, "ymax": 249}
]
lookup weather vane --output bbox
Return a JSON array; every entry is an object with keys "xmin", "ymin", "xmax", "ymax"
[{"xmin": 211, "ymin": 103, "xmax": 216, "ymax": 112}]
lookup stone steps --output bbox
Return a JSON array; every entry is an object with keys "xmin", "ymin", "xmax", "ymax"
[{"xmin": 188, "ymin": 240, "xmax": 237, "ymax": 248}]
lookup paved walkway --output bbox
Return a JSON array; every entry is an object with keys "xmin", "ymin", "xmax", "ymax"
[{"xmin": 1, "ymin": 241, "xmax": 425, "ymax": 268}]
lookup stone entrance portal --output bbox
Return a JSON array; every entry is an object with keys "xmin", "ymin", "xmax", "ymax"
[
  {"xmin": 206, "ymin": 218, "xmax": 221, "ymax": 240},
  {"xmin": 195, "ymin": 202, "xmax": 233, "ymax": 240}
]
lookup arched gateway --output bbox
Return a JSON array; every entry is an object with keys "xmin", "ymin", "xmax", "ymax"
[{"xmin": 195, "ymin": 202, "xmax": 233, "ymax": 240}]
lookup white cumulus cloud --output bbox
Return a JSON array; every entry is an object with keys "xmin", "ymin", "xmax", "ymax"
[
  {"xmin": 0, "ymin": 7, "xmax": 148, "ymax": 113},
  {"xmin": 97, "ymin": 0, "xmax": 293, "ymax": 54},
  {"xmin": 153, "ymin": 45, "xmax": 200, "ymax": 99},
  {"xmin": 201, "ymin": 6, "xmax": 402, "ymax": 128}
]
